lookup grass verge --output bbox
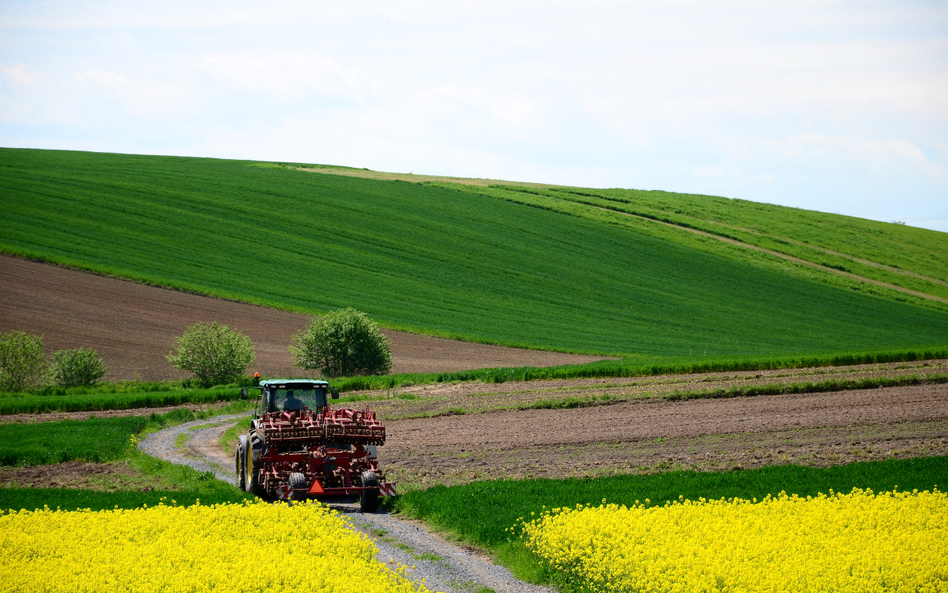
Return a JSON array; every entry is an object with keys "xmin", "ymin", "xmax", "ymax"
[
  {"xmin": 0, "ymin": 384, "xmax": 253, "ymax": 415},
  {"xmin": 335, "ymin": 346, "xmax": 948, "ymax": 392},
  {"xmin": 0, "ymin": 406, "xmax": 253, "ymax": 511}
]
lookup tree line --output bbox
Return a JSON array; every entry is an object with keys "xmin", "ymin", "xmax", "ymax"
[{"xmin": 0, "ymin": 307, "xmax": 391, "ymax": 392}]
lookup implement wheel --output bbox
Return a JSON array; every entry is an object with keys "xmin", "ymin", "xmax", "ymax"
[
  {"xmin": 289, "ymin": 472, "xmax": 308, "ymax": 502},
  {"xmin": 360, "ymin": 470, "xmax": 379, "ymax": 513}
]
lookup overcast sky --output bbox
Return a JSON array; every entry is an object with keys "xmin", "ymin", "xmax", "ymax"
[{"xmin": 2, "ymin": 1, "xmax": 946, "ymax": 232}]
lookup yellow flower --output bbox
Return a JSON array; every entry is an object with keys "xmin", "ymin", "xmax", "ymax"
[
  {"xmin": 0, "ymin": 499, "xmax": 430, "ymax": 593},
  {"xmin": 519, "ymin": 488, "xmax": 948, "ymax": 593}
]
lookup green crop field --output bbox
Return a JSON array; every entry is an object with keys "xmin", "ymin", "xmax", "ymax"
[
  {"xmin": 433, "ymin": 182, "xmax": 948, "ymax": 308},
  {"xmin": 2, "ymin": 147, "xmax": 947, "ymax": 361}
]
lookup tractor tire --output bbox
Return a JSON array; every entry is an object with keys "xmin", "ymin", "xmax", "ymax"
[
  {"xmin": 359, "ymin": 470, "xmax": 379, "ymax": 513},
  {"xmin": 236, "ymin": 435, "xmax": 248, "ymax": 491},
  {"xmin": 289, "ymin": 472, "xmax": 308, "ymax": 501},
  {"xmin": 246, "ymin": 431, "xmax": 266, "ymax": 498}
]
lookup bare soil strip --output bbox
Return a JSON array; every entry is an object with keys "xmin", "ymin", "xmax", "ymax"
[
  {"xmin": 360, "ymin": 359, "xmax": 948, "ymax": 420},
  {"xmin": 378, "ymin": 380, "xmax": 948, "ymax": 487},
  {"xmin": 0, "ymin": 255, "xmax": 607, "ymax": 382}
]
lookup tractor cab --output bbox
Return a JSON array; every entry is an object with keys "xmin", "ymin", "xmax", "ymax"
[{"xmin": 257, "ymin": 379, "xmax": 338, "ymax": 415}]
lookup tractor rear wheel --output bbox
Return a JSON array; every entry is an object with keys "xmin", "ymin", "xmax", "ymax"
[
  {"xmin": 246, "ymin": 431, "xmax": 266, "ymax": 498},
  {"xmin": 360, "ymin": 470, "xmax": 379, "ymax": 513},
  {"xmin": 236, "ymin": 436, "xmax": 248, "ymax": 491},
  {"xmin": 289, "ymin": 472, "xmax": 308, "ymax": 501}
]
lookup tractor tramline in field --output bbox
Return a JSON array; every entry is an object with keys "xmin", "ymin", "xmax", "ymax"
[{"xmin": 235, "ymin": 379, "xmax": 395, "ymax": 511}]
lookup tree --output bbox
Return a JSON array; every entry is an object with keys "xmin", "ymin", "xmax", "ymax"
[
  {"xmin": 290, "ymin": 308, "xmax": 392, "ymax": 378},
  {"xmin": 166, "ymin": 322, "xmax": 256, "ymax": 387},
  {"xmin": 50, "ymin": 348, "xmax": 108, "ymax": 388},
  {"xmin": 0, "ymin": 330, "xmax": 46, "ymax": 392}
]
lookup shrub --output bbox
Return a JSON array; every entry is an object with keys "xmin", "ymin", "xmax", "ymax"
[
  {"xmin": 49, "ymin": 348, "xmax": 108, "ymax": 387},
  {"xmin": 0, "ymin": 331, "xmax": 46, "ymax": 393},
  {"xmin": 166, "ymin": 322, "xmax": 256, "ymax": 388},
  {"xmin": 290, "ymin": 308, "xmax": 392, "ymax": 378}
]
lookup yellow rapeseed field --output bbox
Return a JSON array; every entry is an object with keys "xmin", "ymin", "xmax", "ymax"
[
  {"xmin": 0, "ymin": 499, "xmax": 429, "ymax": 593},
  {"xmin": 518, "ymin": 488, "xmax": 948, "ymax": 593}
]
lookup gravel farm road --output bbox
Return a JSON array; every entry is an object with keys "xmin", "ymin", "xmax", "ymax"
[{"xmin": 140, "ymin": 415, "xmax": 550, "ymax": 593}]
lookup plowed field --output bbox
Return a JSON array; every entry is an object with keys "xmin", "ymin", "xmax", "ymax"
[{"xmin": 0, "ymin": 255, "xmax": 607, "ymax": 381}]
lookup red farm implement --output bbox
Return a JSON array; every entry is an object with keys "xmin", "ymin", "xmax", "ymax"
[{"xmin": 235, "ymin": 379, "xmax": 395, "ymax": 512}]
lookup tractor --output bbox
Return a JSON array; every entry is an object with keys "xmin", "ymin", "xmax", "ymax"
[{"xmin": 235, "ymin": 379, "xmax": 395, "ymax": 512}]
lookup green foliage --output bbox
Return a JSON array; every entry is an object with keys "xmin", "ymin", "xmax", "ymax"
[
  {"xmin": 2, "ymin": 148, "xmax": 948, "ymax": 360},
  {"xmin": 0, "ymin": 386, "xmax": 252, "ymax": 415},
  {"xmin": 290, "ymin": 308, "xmax": 392, "ymax": 377},
  {"xmin": 0, "ymin": 330, "xmax": 47, "ymax": 392},
  {"xmin": 0, "ymin": 416, "xmax": 148, "ymax": 466},
  {"xmin": 166, "ymin": 322, "xmax": 256, "ymax": 388},
  {"xmin": 49, "ymin": 347, "xmax": 107, "ymax": 387},
  {"xmin": 393, "ymin": 456, "xmax": 948, "ymax": 552}
]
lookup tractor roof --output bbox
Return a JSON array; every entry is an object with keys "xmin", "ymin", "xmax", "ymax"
[{"xmin": 258, "ymin": 379, "xmax": 330, "ymax": 388}]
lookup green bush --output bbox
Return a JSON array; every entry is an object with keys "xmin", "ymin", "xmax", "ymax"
[
  {"xmin": 49, "ymin": 347, "xmax": 107, "ymax": 387},
  {"xmin": 290, "ymin": 308, "xmax": 392, "ymax": 378},
  {"xmin": 0, "ymin": 331, "xmax": 46, "ymax": 393},
  {"xmin": 166, "ymin": 322, "xmax": 255, "ymax": 388}
]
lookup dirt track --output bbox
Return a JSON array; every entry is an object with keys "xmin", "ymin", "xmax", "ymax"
[{"xmin": 0, "ymin": 255, "xmax": 607, "ymax": 381}]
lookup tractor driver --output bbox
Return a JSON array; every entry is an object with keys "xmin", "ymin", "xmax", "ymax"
[{"xmin": 283, "ymin": 390, "xmax": 305, "ymax": 412}]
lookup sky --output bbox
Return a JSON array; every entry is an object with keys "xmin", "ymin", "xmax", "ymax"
[{"xmin": 1, "ymin": 1, "xmax": 946, "ymax": 232}]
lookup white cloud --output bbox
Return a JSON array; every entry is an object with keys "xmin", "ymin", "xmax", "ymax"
[
  {"xmin": 1, "ymin": 64, "xmax": 42, "ymax": 87},
  {"xmin": 71, "ymin": 69, "xmax": 188, "ymax": 117},
  {"xmin": 410, "ymin": 84, "xmax": 544, "ymax": 131},
  {"xmin": 201, "ymin": 53, "xmax": 375, "ymax": 104}
]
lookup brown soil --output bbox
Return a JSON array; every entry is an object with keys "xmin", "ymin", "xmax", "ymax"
[
  {"xmin": 0, "ymin": 403, "xmax": 229, "ymax": 425},
  {"xmin": 0, "ymin": 461, "xmax": 163, "ymax": 491},
  {"xmin": 360, "ymin": 359, "xmax": 948, "ymax": 419},
  {"xmin": 0, "ymin": 255, "xmax": 607, "ymax": 381},
  {"xmin": 378, "ymin": 380, "xmax": 948, "ymax": 487}
]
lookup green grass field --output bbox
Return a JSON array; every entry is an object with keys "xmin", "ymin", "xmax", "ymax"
[
  {"xmin": 449, "ymin": 183, "xmax": 948, "ymax": 295},
  {"xmin": 0, "ymin": 410, "xmax": 251, "ymax": 510},
  {"xmin": 2, "ymin": 148, "xmax": 947, "ymax": 361}
]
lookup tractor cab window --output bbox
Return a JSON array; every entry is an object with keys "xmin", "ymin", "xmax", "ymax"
[{"xmin": 268, "ymin": 386, "xmax": 328, "ymax": 413}]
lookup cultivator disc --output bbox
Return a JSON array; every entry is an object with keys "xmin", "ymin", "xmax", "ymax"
[{"xmin": 258, "ymin": 407, "xmax": 386, "ymax": 448}]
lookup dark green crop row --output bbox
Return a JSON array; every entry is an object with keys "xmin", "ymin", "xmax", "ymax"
[{"xmin": 3, "ymin": 148, "xmax": 948, "ymax": 362}]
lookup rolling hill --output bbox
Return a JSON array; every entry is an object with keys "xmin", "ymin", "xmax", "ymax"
[{"xmin": 1, "ymin": 147, "xmax": 946, "ymax": 360}]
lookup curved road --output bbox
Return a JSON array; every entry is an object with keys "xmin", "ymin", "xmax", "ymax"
[{"xmin": 140, "ymin": 415, "xmax": 548, "ymax": 593}]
